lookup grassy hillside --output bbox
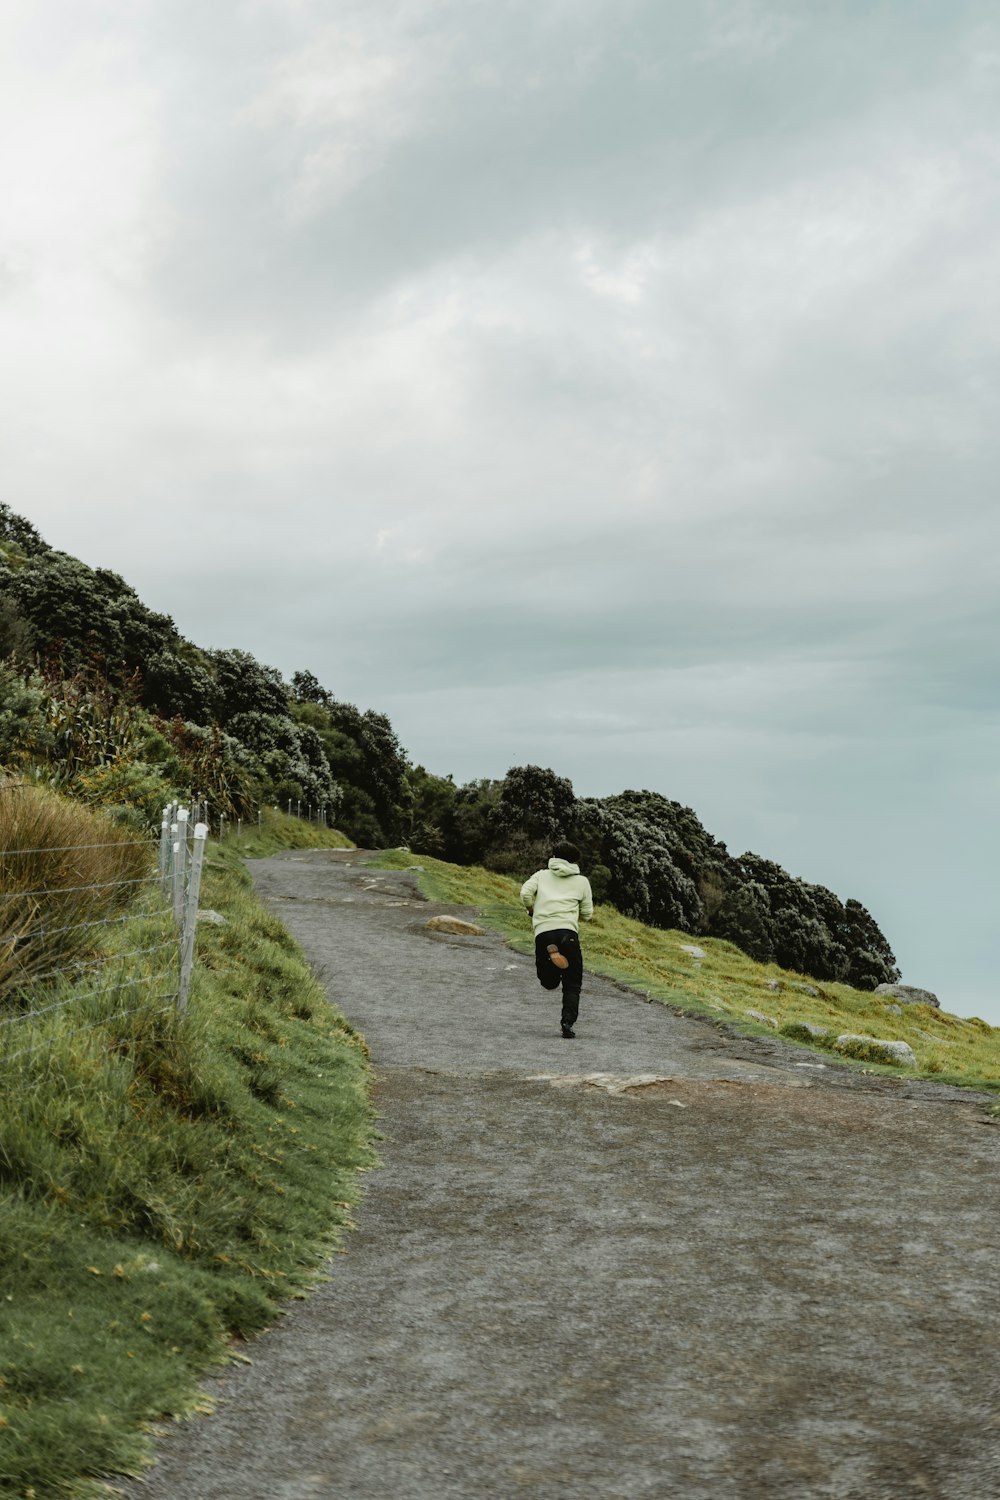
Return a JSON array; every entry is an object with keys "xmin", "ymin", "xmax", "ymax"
[
  {"xmin": 375, "ymin": 850, "xmax": 1000, "ymax": 1090},
  {"xmin": 0, "ymin": 812, "xmax": 373, "ymax": 1499}
]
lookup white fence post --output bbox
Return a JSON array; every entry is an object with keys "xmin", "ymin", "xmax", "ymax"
[
  {"xmin": 159, "ymin": 806, "xmax": 172, "ymax": 895},
  {"xmin": 177, "ymin": 822, "xmax": 208, "ymax": 1015},
  {"xmin": 172, "ymin": 809, "xmax": 189, "ymax": 927}
]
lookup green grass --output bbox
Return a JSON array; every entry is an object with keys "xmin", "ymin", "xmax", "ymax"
[
  {"xmin": 374, "ymin": 850, "xmax": 1000, "ymax": 1090},
  {"xmin": 215, "ymin": 808, "xmax": 354, "ymax": 859},
  {"xmin": 0, "ymin": 815, "xmax": 374, "ymax": 1499}
]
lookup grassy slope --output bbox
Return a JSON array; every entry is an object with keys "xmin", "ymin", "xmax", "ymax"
[
  {"xmin": 0, "ymin": 817, "xmax": 373, "ymax": 1499},
  {"xmin": 374, "ymin": 850, "xmax": 1000, "ymax": 1090}
]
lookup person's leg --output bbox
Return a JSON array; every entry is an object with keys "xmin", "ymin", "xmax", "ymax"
[
  {"xmin": 534, "ymin": 932, "xmax": 563, "ymax": 990},
  {"xmin": 561, "ymin": 985, "xmax": 581, "ymax": 1034},
  {"xmin": 551, "ymin": 931, "xmax": 583, "ymax": 1035}
]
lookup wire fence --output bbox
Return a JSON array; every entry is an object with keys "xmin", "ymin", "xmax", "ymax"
[
  {"xmin": 184, "ymin": 796, "xmax": 332, "ymax": 840},
  {"xmin": 0, "ymin": 803, "xmax": 209, "ymax": 1067}
]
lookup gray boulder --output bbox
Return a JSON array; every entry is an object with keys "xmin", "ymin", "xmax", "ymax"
[
  {"xmin": 745, "ymin": 1008, "xmax": 778, "ymax": 1029},
  {"xmin": 874, "ymin": 983, "xmax": 940, "ymax": 1010}
]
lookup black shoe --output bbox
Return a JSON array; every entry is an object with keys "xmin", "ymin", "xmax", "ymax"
[{"xmin": 561, "ymin": 1024, "xmax": 575, "ymax": 1039}]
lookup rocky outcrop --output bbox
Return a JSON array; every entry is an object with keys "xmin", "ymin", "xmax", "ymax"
[
  {"xmin": 835, "ymin": 1034, "xmax": 917, "ymax": 1068},
  {"xmin": 874, "ymin": 984, "xmax": 940, "ymax": 1009}
]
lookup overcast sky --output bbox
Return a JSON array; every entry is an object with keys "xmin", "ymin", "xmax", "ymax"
[{"xmin": 4, "ymin": 1, "xmax": 999, "ymax": 1021}]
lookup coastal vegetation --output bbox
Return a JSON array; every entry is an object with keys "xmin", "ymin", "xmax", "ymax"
[{"xmin": 1, "ymin": 504, "xmax": 899, "ymax": 988}]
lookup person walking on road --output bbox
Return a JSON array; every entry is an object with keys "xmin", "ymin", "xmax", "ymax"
[{"xmin": 520, "ymin": 842, "xmax": 594, "ymax": 1038}]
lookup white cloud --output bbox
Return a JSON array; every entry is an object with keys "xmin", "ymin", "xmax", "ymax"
[
  {"xmin": 243, "ymin": 22, "xmax": 440, "ymax": 224},
  {"xmin": 5, "ymin": 1, "xmax": 1000, "ymax": 1018}
]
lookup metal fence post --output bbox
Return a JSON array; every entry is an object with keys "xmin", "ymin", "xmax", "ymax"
[{"xmin": 177, "ymin": 822, "xmax": 208, "ymax": 1015}]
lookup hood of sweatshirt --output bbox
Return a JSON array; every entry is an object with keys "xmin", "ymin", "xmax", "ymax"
[{"xmin": 548, "ymin": 858, "xmax": 581, "ymax": 877}]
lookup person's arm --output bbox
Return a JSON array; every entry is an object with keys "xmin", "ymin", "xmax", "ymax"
[
  {"xmin": 520, "ymin": 871, "xmax": 540, "ymax": 912},
  {"xmin": 579, "ymin": 878, "xmax": 594, "ymax": 922}
]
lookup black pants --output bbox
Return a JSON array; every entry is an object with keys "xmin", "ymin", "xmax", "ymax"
[{"xmin": 534, "ymin": 929, "xmax": 583, "ymax": 1028}]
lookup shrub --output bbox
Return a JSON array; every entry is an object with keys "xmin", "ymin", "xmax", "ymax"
[
  {"xmin": 833, "ymin": 1037, "xmax": 904, "ymax": 1067},
  {"xmin": 493, "ymin": 764, "xmax": 576, "ymax": 846},
  {"xmin": 0, "ymin": 663, "xmax": 50, "ymax": 766},
  {"xmin": 779, "ymin": 1021, "xmax": 832, "ymax": 1046},
  {"xmin": 713, "ymin": 881, "xmax": 774, "ymax": 963}
]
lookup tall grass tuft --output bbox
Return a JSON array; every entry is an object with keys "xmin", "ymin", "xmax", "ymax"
[{"xmin": 0, "ymin": 780, "xmax": 152, "ymax": 1004}]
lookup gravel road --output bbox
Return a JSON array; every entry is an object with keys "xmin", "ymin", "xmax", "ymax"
[{"xmin": 119, "ymin": 850, "xmax": 1000, "ymax": 1500}]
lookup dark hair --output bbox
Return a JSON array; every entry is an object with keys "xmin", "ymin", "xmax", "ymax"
[{"xmin": 551, "ymin": 841, "xmax": 581, "ymax": 864}]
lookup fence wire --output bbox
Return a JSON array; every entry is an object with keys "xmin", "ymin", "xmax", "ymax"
[{"xmin": 1, "ymin": 807, "xmax": 208, "ymax": 1067}]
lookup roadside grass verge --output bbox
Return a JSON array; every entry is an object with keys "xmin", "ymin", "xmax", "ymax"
[
  {"xmin": 374, "ymin": 850, "xmax": 1000, "ymax": 1090},
  {"xmin": 215, "ymin": 808, "xmax": 354, "ymax": 860},
  {"xmin": 0, "ymin": 814, "xmax": 374, "ymax": 1499}
]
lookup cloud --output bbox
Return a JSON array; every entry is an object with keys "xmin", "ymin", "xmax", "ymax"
[{"xmin": 5, "ymin": 1, "xmax": 1000, "ymax": 1017}]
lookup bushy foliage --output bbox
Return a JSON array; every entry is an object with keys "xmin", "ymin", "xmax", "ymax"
[
  {"xmin": 492, "ymin": 764, "xmax": 576, "ymax": 846},
  {"xmin": 572, "ymin": 797, "xmax": 689, "ymax": 928},
  {"xmin": 140, "ymin": 648, "xmax": 219, "ymax": 722},
  {"xmin": 3, "ymin": 551, "xmax": 179, "ymax": 684},
  {"xmin": 291, "ymin": 690, "xmax": 408, "ymax": 844},
  {"xmin": 211, "ymin": 649, "xmax": 288, "ymax": 722},
  {"xmin": 0, "ymin": 502, "xmax": 48, "ymax": 556},
  {"xmin": 402, "ymin": 766, "xmax": 458, "ymax": 856},
  {"xmin": 713, "ymin": 880, "xmax": 773, "ymax": 963},
  {"xmin": 148, "ymin": 719, "xmax": 259, "ymax": 821},
  {"xmin": 442, "ymin": 778, "xmax": 500, "ymax": 865},
  {"xmin": 0, "ymin": 594, "xmax": 34, "ymax": 660},
  {"xmin": 0, "ymin": 663, "xmax": 50, "ymax": 767},
  {"xmin": 725, "ymin": 852, "xmax": 898, "ymax": 987},
  {"xmin": 0, "ymin": 508, "xmax": 412, "ymax": 841}
]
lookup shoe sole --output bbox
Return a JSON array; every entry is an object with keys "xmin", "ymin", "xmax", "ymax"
[{"xmin": 547, "ymin": 944, "xmax": 569, "ymax": 970}]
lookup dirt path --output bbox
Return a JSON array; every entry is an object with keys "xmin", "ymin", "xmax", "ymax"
[{"xmin": 121, "ymin": 851, "xmax": 1000, "ymax": 1500}]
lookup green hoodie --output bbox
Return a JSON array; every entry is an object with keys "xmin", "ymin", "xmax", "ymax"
[{"xmin": 520, "ymin": 858, "xmax": 594, "ymax": 937}]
